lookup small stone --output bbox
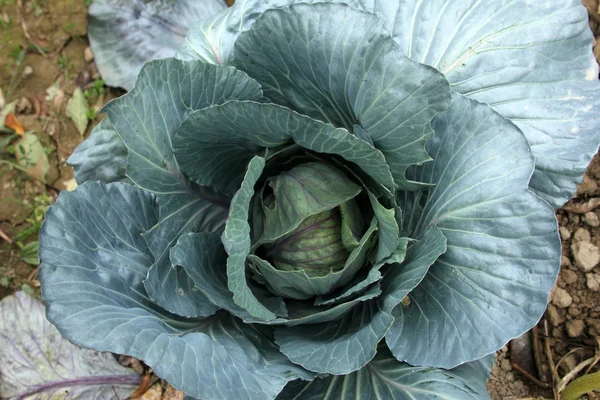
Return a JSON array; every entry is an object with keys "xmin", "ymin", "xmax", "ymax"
[
  {"xmin": 586, "ymin": 273, "xmax": 600, "ymax": 292},
  {"xmin": 560, "ymin": 269, "xmax": 579, "ymax": 285},
  {"xmin": 586, "ymin": 318, "xmax": 600, "ymax": 335},
  {"xmin": 511, "ymin": 381, "xmax": 525, "ymax": 392},
  {"xmin": 561, "ymin": 255, "xmax": 571, "ymax": 267},
  {"xmin": 84, "ymin": 47, "xmax": 94, "ymax": 63},
  {"xmin": 571, "ymin": 214, "xmax": 580, "ymax": 224},
  {"xmin": 568, "ymin": 306, "xmax": 581, "ymax": 317},
  {"xmin": 22, "ymin": 65, "xmax": 33, "ymax": 78},
  {"xmin": 585, "ymin": 212, "xmax": 600, "ymax": 227},
  {"xmin": 16, "ymin": 97, "xmax": 32, "ymax": 114},
  {"xmin": 551, "ymin": 287, "xmax": 573, "ymax": 308},
  {"xmin": 571, "ymin": 241, "xmax": 600, "ymax": 272},
  {"xmin": 500, "ymin": 358, "xmax": 512, "ymax": 372},
  {"xmin": 547, "ymin": 304, "xmax": 565, "ymax": 326},
  {"xmin": 560, "ymin": 226, "xmax": 572, "ymax": 241},
  {"xmin": 566, "ymin": 319, "xmax": 585, "ymax": 338},
  {"xmin": 574, "ymin": 228, "xmax": 591, "ymax": 243},
  {"xmin": 505, "ymin": 372, "xmax": 515, "ymax": 383}
]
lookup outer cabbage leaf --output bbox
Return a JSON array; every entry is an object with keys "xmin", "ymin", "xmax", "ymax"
[
  {"xmin": 88, "ymin": 0, "xmax": 226, "ymax": 89},
  {"xmin": 387, "ymin": 93, "xmax": 560, "ymax": 368},
  {"xmin": 0, "ymin": 291, "xmax": 140, "ymax": 400},
  {"xmin": 39, "ymin": 181, "xmax": 313, "ymax": 400},
  {"xmin": 234, "ymin": 3, "xmax": 451, "ymax": 189},
  {"xmin": 364, "ymin": 0, "xmax": 600, "ymax": 207},
  {"xmin": 276, "ymin": 347, "xmax": 492, "ymax": 400},
  {"xmin": 68, "ymin": 117, "xmax": 129, "ymax": 184},
  {"xmin": 103, "ymin": 58, "xmax": 262, "ymax": 317},
  {"xmin": 177, "ymin": 0, "xmax": 364, "ymax": 65}
]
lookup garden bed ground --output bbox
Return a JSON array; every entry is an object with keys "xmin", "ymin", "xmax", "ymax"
[{"xmin": 1, "ymin": 1, "xmax": 599, "ymax": 399}]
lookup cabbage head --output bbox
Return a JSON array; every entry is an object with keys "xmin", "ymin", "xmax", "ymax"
[{"xmin": 41, "ymin": 1, "xmax": 600, "ymax": 399}]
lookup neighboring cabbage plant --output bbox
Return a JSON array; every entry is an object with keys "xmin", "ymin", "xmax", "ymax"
[{"xmin": 41, "ymin": 1, "xmax": 599, "ymax": 399}]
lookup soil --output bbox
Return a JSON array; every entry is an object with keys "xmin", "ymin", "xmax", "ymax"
[
  {"xmin": 1, "ymin": 1, "xmax": 599, "ymax": 400},
  {"xmin": 0, "ymin": 0, "xmax": 123, "ymax": 299}
]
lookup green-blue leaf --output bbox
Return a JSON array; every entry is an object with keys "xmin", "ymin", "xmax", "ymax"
[
  {"xmin": 68, "ymin": 117, "xmax": 129, "ymax": 184},
  {"xmin": 39, "ymin": 182, "xmax": 312, "ymax": 400},
  {"xmin": 391, "ymin": 93, "xmax": 560, "ymax": 368},
  {"xmin": 102, "ymin": 58, "xmax": 262, "ymax": 317},
  {"xmin": 234, "ymin": 3, "xmax": 451, "ymax": 188},
  {"xmin": 276, "ymin": 347, "xmax": 492, "ymax": 400},
  {"xmin": 365, "ymin": 0, "xmax": 600, "ymax": 207}
]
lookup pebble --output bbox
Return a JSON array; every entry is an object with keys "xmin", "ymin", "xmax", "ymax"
[
  {"xmin": 573, "ymin": 228, "xmax": 591, "ymax": 242},
  {"xmin": 551, "ymin": 287, "xmax": 573, "ymax": 308},
  {"xmin": 84, "ymin": 47, "xmax": 94, "ymax": 63},
  {"xmin": 560, "ymin": 269, "xmax": 579, "ymax": 285},
  {"xmin": 561, "ymin": 255, "xmax": 571, "ymax": 267},
  {"xmin": 586, "ymin": 273, "xmax": 600, "ymax": 292},
  {"xmin": 500, "ymin": 359, "xmax": 512, "ymax": 372},
  {"xmin": 16, "ymin": 97, "xmax": 32, "ymax": 114},
  {"xmin": 547, "ymin": 304, "xmax": 565, "ymax": 326},
  {"xmin": 22, "ymin": 65, "xmax": 33, "ymax": 78},
  {"xmin": 505, "ymin": 372, "xmax": 515, "ymax": 383},
  {"xmin": 584, "ymin": 212, "xmax": 600, "ymax": 227},
  {"xmin": 566, "ymin": 319, "xmax": 585, "ymax": 338},
  {"xmin": 571, "ymin": 241, "xmax": 600, "ymax": 272},
  {"xmin": 568, "ymin": 306, "xmax": 581, "ymax": 317},
  {"xmin": 560, "ymin": 226, "xmax": 571, "ymax": 241},
  {"xmin": 587, "ymin": 318, "xmax": 600, "ymax": 335}
]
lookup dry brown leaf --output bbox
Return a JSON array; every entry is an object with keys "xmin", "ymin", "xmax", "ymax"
[
  {"xmin": 137, "ymin": 383, "xmax": 162, "ymax": 400},
  {"xmin": 4, "ymin": 112, "xmax": 25, "ymax": 135},
  {"xmin": 130, "ymin": 374, "xmax": 155, "ymax": 399},
  {"xmin": 62, "ymin": 178, "xmax": 77, "ymax": 191},
  {"xmin": 163, "ymin": 384, "xmax": 185, "ymax": 400}
]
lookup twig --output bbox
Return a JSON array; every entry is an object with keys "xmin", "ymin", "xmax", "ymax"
[
  {"xmin": 511, "ymin": 362, "xmax": 550, "ymax": 388},
  {"xmin": 557, "ymin": 357, "xmax": 596, "ymax": 394},
  {"xmin": 16, "ymin": 0, "xmax": 47, "ymax": 57},
  {"xmin": 533, "ymin": 325, "xmax": 547, "ymax": 382},
  {"xmin": 543, "ymin": 320, "xmax": 558, "ymax": 399},
  {"xmin": 583, "ymin": 337, "xmax": 600, "ymax": 377},
  {"xmin": 0, "ymin": 226, "xmax": 13, "ymax": 244},
  {"xmin": 27, "ymin": 265, "xmax": 40, "ymax": 281}
]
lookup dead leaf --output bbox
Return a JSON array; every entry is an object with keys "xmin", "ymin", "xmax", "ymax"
[
  {"xmin": 163, "ymin": 384, "xmax": 185, "ymax": 400},
  {"xmin": 46, "ymin": 81, "xmax": 65, "ymax": 112},
  {"xmin": 66, "ymin": 87, "xmax": 89, "ymax": 136},
  {"xmin": 4, "ymin": 113, "xmax": 25, "ymax": 135},
  {"xmin": 133, "ymin": 381, "xmax": 161, "ymax": 400},
  {"xmin": 62, "ymin": 178, "xmax": 78, "ymax": 191},
  {"xmin": 14, "ymin": 132, "xmax": 49, "ymax": 180}
]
